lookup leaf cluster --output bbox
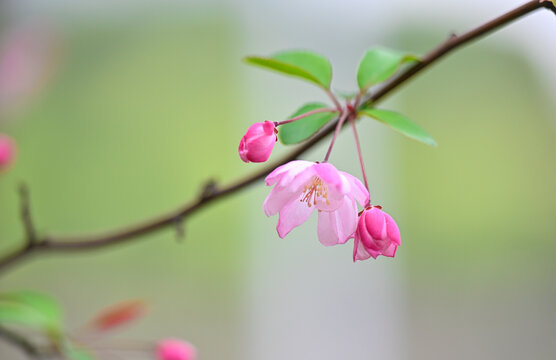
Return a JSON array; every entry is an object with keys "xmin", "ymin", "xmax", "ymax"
[{"xmin": 245, "ymin": 48, "xmax": 436, "ymax": 146}]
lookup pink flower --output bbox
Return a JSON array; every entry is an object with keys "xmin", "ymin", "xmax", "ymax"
[
  {"xmin": 0, "ymin": 22, "xmax": 58, "ymax": 117},
  {"xmin": 264, "ymin": 160, "xmax": 369, "ymax": 246},
  {"xmin": 0, "ymin": 134, "xmax": 16, "ymax": 171},
  {"xmin": 156, "ymin": 339, "xmax": 196, "ymax": 360},
  {"xmin": 353, "ymin": 206, "xmax": 401, "ymax": 261},
  {"xmin": 238, "ymin": 121, "xmax": 277, "ymax": 163}
]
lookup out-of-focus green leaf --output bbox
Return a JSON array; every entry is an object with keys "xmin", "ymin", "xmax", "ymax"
[
  {"xmin": 67, "ymin": 348, "xmax": 95, "ymax": 360},
  {"xmin": 0, "ymin": 302, "xmax": 48, "ymax": 327},
  {"xmin": 357, "ymin": 48, "xmax": 419, "ymax": 90},
  {"xmin": 278, "ymin": 103, "xmax": 337, "ymax": 145},
  {"xmin": 0, "ymin": 291, "xmax": 63, "ymax": 333},
  {"xmin": 244, "ymin": 50, "xmax": 332, "ymax": 89},
  {"xmin": 360, "ymin": 107, "xmax": 436, "ymax": 146}
]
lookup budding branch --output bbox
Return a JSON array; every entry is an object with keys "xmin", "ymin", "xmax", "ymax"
[{"xmin": 0, "ymin": 0, "xmax": 553, "ymax": 275}]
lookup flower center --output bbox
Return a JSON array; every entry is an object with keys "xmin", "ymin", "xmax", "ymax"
[{"xmin": 300, "ymin": 176, "xmax": 330, "ymax": 207}]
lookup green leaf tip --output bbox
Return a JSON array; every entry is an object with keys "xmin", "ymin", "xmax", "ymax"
[
  {"xmin": 244, "ymin": 50, "xmax": 332, "ymax": 89},
  {"xmin": 357, "ymin": 47, "xmax": 419, "ymax": 90},
  {"xmin": 278, "ymin": 103, "xmax": 337, "ymax": 145},
  {"xmin": 360, "ymin": 107, "xmax": 437, "ymax": 146}
]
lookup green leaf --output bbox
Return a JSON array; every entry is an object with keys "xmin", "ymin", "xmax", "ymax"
[
  {"xmin": 244, "ymin": 50, "xmax": 332, "ymax": 89},
  {"xmin": 360, "ymin": 108, "xmax": 436, "ymax": 146},
  {"xmin": 357, "ymin": 48, "xmax": 419, "ymax": 90},
  {"xmin": 67, "ymin": 348, "xmax": 95, "ymax": 360},
  {"xmin": 0, "ymin": 291, "xmax": 63, "ymax": 333},
  {"xmin": 278, "ymin": 103, "xmax": 337, "ymax": 145}
]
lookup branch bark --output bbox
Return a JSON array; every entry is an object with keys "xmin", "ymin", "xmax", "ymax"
[
  {"xmin": 0, "ymin": 326, "xmax": 43, "ymax": 359},
  {"xmin": 0, "ymin": 0, "xmax": 552, "ymax": 275}
]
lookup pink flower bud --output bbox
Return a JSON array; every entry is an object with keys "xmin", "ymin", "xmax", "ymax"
[
  {"xmin": 238, "ymin": 121, "xmax": 277, "ymax": 163},
  {"xmin": 156, "ymin": 339, "xmax": 196, "ymax": 360},
  {"xmin": 0, "ymin": 134, "xmax": 16, "ymax": 171},
  {"xmin": 353, "ymin": 206, "xmax": 401, "ymax": 261}
]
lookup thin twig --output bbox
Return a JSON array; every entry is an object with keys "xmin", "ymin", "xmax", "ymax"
[
  {"xmin": 274, "ymin": 107, "xmax": 338, "ymax": 127},
  {"xmin": 325, "ymin": 89, "xmax": 342, "ymax": 112},
  {"xmin": 19, "ymin": 183, "xmax": 37, "ymax": 245},
  {"xmin": 349, "ymin": 115, "xmax": 370, "ymax": 205},
  {"xmin": 0, "ymin": 0, "xmax": 551, "ymax": 275},
  {"xmin": 323, "ymin": 110, "xmax": 349, "ymax": 163}
]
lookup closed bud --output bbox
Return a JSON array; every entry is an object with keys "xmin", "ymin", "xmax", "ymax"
[
  {"xmin": 238, "ymin": 121, "xmax": 277, "ymax": 163},
  {"xmin": 156, "ymin": 339, "xmax": 196, "ymax": 360},
  {"xmin": 353, "ymin": 206, "xmax": 401, "ymax": 261}
]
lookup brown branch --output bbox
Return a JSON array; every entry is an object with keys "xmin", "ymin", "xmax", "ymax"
[
  {"xmin": 0, "ymin": 326, "xmax": 42, "ymax": 359},
  {"xmin": 363, "ymin": 0, "xmax": 555, "ymax": 106},
  {"xmin": 0, "ymin": 0, "xmax": 552, "ymax": 275},
  {"xmin": 19, "ymin": 183, "xmax": 38, "ymax": 245}
]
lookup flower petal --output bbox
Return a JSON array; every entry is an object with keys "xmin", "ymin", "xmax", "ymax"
[
  {"xmin": 317, "ymin": 197, "xmax": 357, "ymax": 246},
  {"xmin": 276, "ymin": 195, "xmax": 314, "ymax": 238},
  {"xmin": 265, "ymin": 160, "xmax": 313, "ymax": 187},
  {"xmin": 341, "ymin": 172, "xmax": 369, "ymax": 207},
  {"xmin": 384, "ymin": 213, "xmax": 401, "ymax": 246},
  {"xmin": 364, "ymin": 207, "xmax": 387, "ymax": 241},
  {"xmin": 353, "ymin": 234, "xmax": 372, "ymax": 262},
  {"xmin": 245, "ymin": 136, "xmax": 276, "ymax": 162},
  {"xmin": 314, "ymin": 162, "xmax": 349, "ymax": 194},
  {"xmin": 262, "ymin": 120, "xmax": 275, "ymax": 135},
  {"xmin": 382, "ymin": 243, "xmax": 397, "ymax": 257},
  {"xmin": 263, "ymin": 184, "xmax": 301, "ymax": 217}
]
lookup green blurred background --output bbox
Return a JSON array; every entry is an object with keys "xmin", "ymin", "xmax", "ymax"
[{"xmin": 1, "ymin": 0, "xmax": 555, "ymax": 359}]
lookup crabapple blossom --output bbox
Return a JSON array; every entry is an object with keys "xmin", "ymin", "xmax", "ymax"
[
  {"xmin": 238, "ymin": 120, "xmax": 277, "ymax": 163},
  {"xmin": 156, "ymin": 339, "xmax": 196, "ymax": 360},
  {"xmin": 264, "ymin": 160, "xmax": 369, "ymax": 246},
  {"xmin": 0, "ymin": 134, "xmax": 16, "ymax": 171},
  {"xmin": 352, "ymin": 205, "xmax": 401, "ymax": 261}
]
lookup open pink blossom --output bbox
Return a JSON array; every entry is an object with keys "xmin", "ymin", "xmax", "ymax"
[
  {"xmin": 156, "ymin": 339, "xmax": 196, "ymax": 360},
  {"xmin": 0, "ymin": 134, "xmax": 16, "ymax": 171},
  {"xmin": 264, "ymin": 160, "xmax": 369, "ymax": 246},
  {"xmin": 353, "ymin": 205, "xmax": 401, "ymax": 261},
  {"xmin": 238, "ymin": 121, "xmax": 277, "ymax": 163}
]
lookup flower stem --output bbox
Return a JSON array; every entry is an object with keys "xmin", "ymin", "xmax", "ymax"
[
  {"xmin": 353, "ymin": 89, "xmax": 366, "ymax": 109},
  {"xmin": 349, "ymin": 115, "xmax": 370, "ymax": 206},
  {"xmin": 323, "ymin": 110, "xmax": 349, "ymax": 163},
  {"xmin": 326, "ymin": 89, "xmax": 343, "ymax": 112},
  {"xmin": 274, "ymin": 108, "xmax": 338, "ymax": 127}
]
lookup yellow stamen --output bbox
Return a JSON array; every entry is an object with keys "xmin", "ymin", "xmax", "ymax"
[{"xmin": 299, "ymin": 176, "xmax": 329, "ymax": 207}]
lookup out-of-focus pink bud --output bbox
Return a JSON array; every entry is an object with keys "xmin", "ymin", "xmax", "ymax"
[
  {"xmin": 0, "ymin": 134, "xmax": 16, "ymax": 171},
  {"xmin": 91, "ymin": 299, "xmax": 147, "ymax": 332},
  {"xmin": 156, "ymin": 339, "xmax": 196, "ymax": 360},
  {"xmin": 238, "ymin": 121, "xmax": 277, "ymax": 163},
  {"xmin": 353, "ymin": 205, "xmax": 401, "ymax": 261}
]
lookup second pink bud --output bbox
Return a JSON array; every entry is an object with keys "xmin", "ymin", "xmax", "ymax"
[{"xmin": 238, "ymin": 121, "xmax": 277, "ymax": 163}]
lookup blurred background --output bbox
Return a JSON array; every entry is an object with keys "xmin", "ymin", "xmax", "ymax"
[{"xmin": 0, "ymin": 0, "xmax": 555, "ymax": 359}]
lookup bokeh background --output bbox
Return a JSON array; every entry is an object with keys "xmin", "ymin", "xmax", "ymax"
[{"xmin": 1, "ymin": 0, "xmax": 555, "ymax": 359}]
